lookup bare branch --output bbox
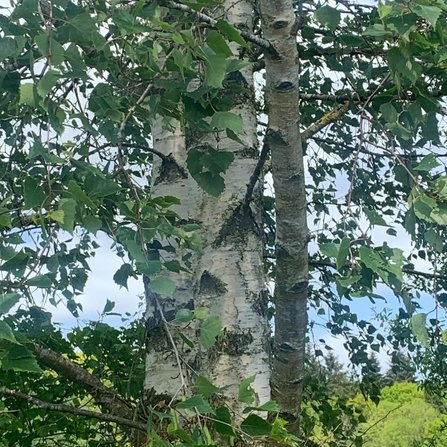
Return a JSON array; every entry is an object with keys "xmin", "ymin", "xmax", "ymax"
[
  {"xmin": 0, "ymin": 386, "xmax": 147, "ymax": 432},
  {"xmin": 97, "ymin": 142, "xmax": 173, "ymax": 163}
]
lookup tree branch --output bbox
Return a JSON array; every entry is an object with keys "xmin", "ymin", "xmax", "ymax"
[
  {"xmin": 300, "ymin": 93, "xmax": 354, "ymax": 102},
  {"xmin": 33, "ymin": 344, "xmax": 140, "ymax": 423},
  {"xmin": 309, "ymin": 259, "xmax": 447, "ymax": 282},
  {"xmin": 98, "ymin": 142, "xmax": 173, "ymax": 163},
  {"xmin": 244, "ymin": 139, "xmax": 270, "ymax": 206},
  {"xmin": 0, "ymin": 387, "xmax": 147, "ymax": 432},
  {"xmin": 301, "ymin": 102, "xmax": 350, "ymax": 142},
  {"xmin": 158, "ymin": 0, "xmax": 276, "ymax": 55}
]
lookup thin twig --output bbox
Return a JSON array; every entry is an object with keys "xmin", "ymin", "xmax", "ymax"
[
  {"xmin": 0, "ymin": 387, "xmax": 147, "ymax": 432},
  {"xmin": 98, "ymin": 142, "xmax": 173, "ymax": 163},
  {"xmin": 352, "ymin": 404, "xmax": 402, "ymax": 445}
]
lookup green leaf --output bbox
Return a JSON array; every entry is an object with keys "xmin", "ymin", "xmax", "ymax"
[
  {"xmin": 226, "ymin": 58, "xmax": 250, "ymax": 73},
  {"xmin": 336, "ymin": 237, "xmax": 350, "ymax": 270},
  {"xmin": 102, "ymin": 299, "xmax": 115, "ymax": 314},
  {"xmin": 388, "ymin": 48, "xmax": 421, "ymax": 85},
  {"xmin": 68, "ymin": 180, "xmax": 97, "ymax": 209},
  {"xmin": 214, "ymin": 406, "xmax": 236, "ymax": 436},
  {"xmin": 401, "ymin": 289, "xmax": 415, "ymax": 317},
  {"xmin": 58, "ymin": 198, "xmax": 77, "ymax": 233},
  {"xmin": 194, "ymin": 172, "xmax": 225, "ymax": 197},
  {"xmin": 364, "ymin": 208, "xmax": 389, "ymax": 227},
  {"xmin": 19, "ymin": 83, "xmax": 36, "ymax": 106},
  {"xmin": 320, "ymin": 242, "xmax": 339, "ymax": 259},
  {"xmin": 0, "ymin": 320, "xmax": 19, "ymax": 344},
  {"xmin": 204, "ymin": 54, "xmax": 227, "ymax": 88},
  {"xmin": 163, "ymin": 260, "xmax": 190, "ymax": 273},
  {"xmin": 68, "ymin": 13, "xmax": 96, "ymax": 41},
  {"xmin": 83, "ymin": 215, "xmax": 102, "ymax": 234},
  {"xmin": 85, "ymin": 176, "xmax": 121, "ymax": 198},
  {"xmin": 25, "ymin": 274, "xmax": 52, "ymax": 288},
  {"xmin": 172, "ymin": 49, "xmax": 185, "ymax": 79},
  {"xmin": 23, "ymin": 177, "xmax": 46, "ymax": 209},
  {"xmin": 363, "ymin": 23, "xmax": 393, "ymax": 38},
  {"xmin": 210, "ymin": 112, "xmax": 244, "ymax": 134},
  {"xmin": 241, "ymin": 414, "xmax": 272, "ymax": 437},
  {"xmin": 0, "ymin": 37, "xmax": 17, "ymax": 60},
  {"xmin": 148, "ymin": 277, "xmax": 176, "ymax": 298},
  {"xmin": 113, "ymin": 264, "xmax": 133, "ymax": 289},
  {"xmin": 136, "ymin": 260, "xmax": 162, "ymax": 276},
  {"xmin": 194, "ymin": 307, "xmax": 209, "ymax": 320},
  {"xmin": 410, "ymin": 313, "xmax": 429, "ymax": 347},
  {"xmin": 175, "ymin": 308, "xmax": 194, "ymax": 323},
  {"xmin": 413, "ymin": 5, "xmax": 442, "ymax": 27},
  {"xmin": 6, "ymin": 357, "xmax": 42, "ymax": 372},
  {"xmin": 172, "ymin": 429, "xmax": 194, "ymax": 445},
  {"xmin": 380, "ymin": 103, "xmax": 398, "ymax": 123},
  {"xmin": 206, "ymin": 30, "xmax": 233, "ymax": 57},
  {"xmin": 194, "ymin": 376, "xmax": 220, "ymax": 398},
  {"xmin": 37, "ymin": 70, "xmax": 59, "ymax": 97},
  {"xmin": 176, "ymin": 395, "xmax": 214, "ymax": 414},
  {"xmin": 412, "ymin": 193, "xmax": 437, "ymax": 222},
  {"xmin": 47, "ymin": 210, "xmax": 65, "ymax": 224},
  {"xmin": 0, "ymin": 293, "xmax": 21, "ymax": 314},
  {"xmin": 314, "ymin": 5, "xmax": 341, "ymax": 32},
  {"xmin": 0, "ymin": 251, "xmax": 28, "ymax": 277},
  {"xmin": 199, "ymin": 315, "xmax": 222, "ymax": 348},
  {"xmin": 0, "ymin": 208, "xmax": 11, "ymax": 228},
  {"xmin": 215, "ymin": 19, "xmax": 248, "ymax": 47},
  {"xmin": 178, "ymin": 330, "xmax": 195, "ymax": 348},
  {"xmin": 238, "ymin": 375, "xmax": 256, "ymax": 404},
  {"xmin": 414, "ymin": 154, "xmax": 440, "ymax": 172},
  {"xmin": 4, "ymin": 345, "xmax": 42, "ymax": 373},
  {"xmin": 122, "ymin": 239, "xmax": 145, "ymax": 264}
]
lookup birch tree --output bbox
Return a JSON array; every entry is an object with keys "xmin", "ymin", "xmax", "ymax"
[{"xmin": 1, "ymin": 0, "xmax": 447, "ymax": 445}]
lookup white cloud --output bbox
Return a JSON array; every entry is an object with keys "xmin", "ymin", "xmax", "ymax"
[{"xmin": 47, "ymin": 233, "xmax": 144, "ymax": 330}]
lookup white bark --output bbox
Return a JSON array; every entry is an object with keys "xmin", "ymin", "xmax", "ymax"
[{"xmin": 144, "ymin": 0, "xmax": 271, "ymax": 411}]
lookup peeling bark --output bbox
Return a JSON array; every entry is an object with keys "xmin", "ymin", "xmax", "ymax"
[{"xmin": 259, "ymin": 0, "xmax": 309, "ymax": 435}]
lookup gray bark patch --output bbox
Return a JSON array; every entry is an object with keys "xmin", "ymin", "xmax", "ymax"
[{"xmin": 221, "ymin": 330, "xmax": 254, "ymax": 355}]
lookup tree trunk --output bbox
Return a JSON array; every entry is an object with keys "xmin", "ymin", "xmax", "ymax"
[
  {"xmin": 259, "ymin": 0, "xmax": 309, "ymax": 435},
  {"xmin": 144, "ymin": 0, "xmax": 271, "ymax": 411}
]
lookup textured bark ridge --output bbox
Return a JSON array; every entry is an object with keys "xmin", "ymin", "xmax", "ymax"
[
  {"xmin": 259, "ymin": 0, "xmax": 309, "ymax": 435},
  {"xmin": 144, "ymin": 0, "xmax": 271, "ymax": 412}
]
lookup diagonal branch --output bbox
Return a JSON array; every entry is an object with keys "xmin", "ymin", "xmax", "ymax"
[
  {"xmin": 301, "ymin": 102, "xmax": 350, "ymax": 142},
  {"xmin": 0, "ymin": 386, "xmax": 147, "ymax": 432},
  {"xmin": 158, "ymin": 0, "xmax": 276, "ymax": 55},
  {"xmin": 33, "ymin": 344, "xmax": 140, "ymax": 422},
  {"xmin": 244, "ymin": 139, "xmax": 271, "ymax": 206}
]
